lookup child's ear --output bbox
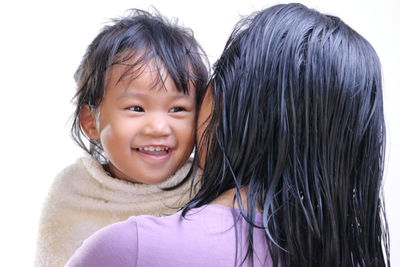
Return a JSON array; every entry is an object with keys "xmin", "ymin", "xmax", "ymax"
[{"xmin": 80, "ymin": 104, "xmax": 100, "ymax": 140}]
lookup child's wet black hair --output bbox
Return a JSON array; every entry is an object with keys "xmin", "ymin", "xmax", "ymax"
[{"xmin": 71, "ymin": 8, "xmax": 209, "ymax": 161}]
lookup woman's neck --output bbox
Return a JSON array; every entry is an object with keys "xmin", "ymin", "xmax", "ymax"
[{"xmin": 211, "ymin": 187, "xmax": 249, "ymax": 209}]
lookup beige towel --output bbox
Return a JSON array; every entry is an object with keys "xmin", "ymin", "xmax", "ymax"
[{"xmin": 34, "ymin": 154, "xmax": 199, "ymax": 267}]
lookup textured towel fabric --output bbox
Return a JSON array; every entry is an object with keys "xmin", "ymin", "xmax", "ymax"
[{"xmin": 34, "ymin": 154, "xmax": 198, "ymax": 267}]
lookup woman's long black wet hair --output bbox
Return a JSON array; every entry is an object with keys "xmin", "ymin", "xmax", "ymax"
[{"xmin": 184, "ymin": 3, "xmax": 389, "ymax": 266}]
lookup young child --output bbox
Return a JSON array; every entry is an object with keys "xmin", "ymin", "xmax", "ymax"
[{"xmin": 34, "ymin": 9, "xmax": 208, "ymax": 267}]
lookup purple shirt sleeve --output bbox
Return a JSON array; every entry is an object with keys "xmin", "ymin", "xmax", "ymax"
[{"xmin": 65, "ymin": 218, "xmax": 138, "ymax": 267}]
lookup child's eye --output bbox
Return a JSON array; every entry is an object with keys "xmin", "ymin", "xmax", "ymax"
[
  {"xmin": 127, "ymin": 106, "xmax": 144, "ymax": 112},
  {"xmin": 169, "ymin": 107, "xmax": 186, "ymax": 113}
]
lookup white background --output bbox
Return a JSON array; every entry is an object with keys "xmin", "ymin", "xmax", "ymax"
[{"xmin": 0, "ymin": 0, "xmax": 398, "ymax": 266}]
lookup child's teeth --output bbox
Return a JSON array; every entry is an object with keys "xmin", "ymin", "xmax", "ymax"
[{"xmin": 139, "ymin": 147, "xmax": 168, "ymax": 151}]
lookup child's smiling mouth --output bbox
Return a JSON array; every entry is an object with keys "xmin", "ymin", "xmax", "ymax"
[
  {"xmin": 134, "ymin": 146, "xmax": 171, "ymax": 159},
  {"xmin": 136, "ymin": 146, "xmax": 169, "ymax": 152}
]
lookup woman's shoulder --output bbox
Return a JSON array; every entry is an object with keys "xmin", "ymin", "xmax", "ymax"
[
  {"xmin": 65, "ymin": 217, "xmax": 139, "ymax": 267},
  {"xmin": 66, "ymin": 205, "xmax": 269, "ymax": 267},
  {"xmin": 135, "ymin": 204, "xmax": 262, "ymax": 232},
  {"xmin": 135, "ymin": 205, "xmax": 268, "ymax": 266}
]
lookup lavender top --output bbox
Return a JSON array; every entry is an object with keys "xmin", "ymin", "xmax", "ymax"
[{"xmin": 66, "ymin": 204, "xmax": 272, "ymax": 267}]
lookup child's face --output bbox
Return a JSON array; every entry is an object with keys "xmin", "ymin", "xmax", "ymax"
[{"xmin": 94, "ymin": 62, "xmax": 196, "ymax": 184}]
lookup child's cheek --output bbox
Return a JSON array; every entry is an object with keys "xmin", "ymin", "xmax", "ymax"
[
  {"xmin": 99, "ymin": 124, "xmax": 113, "ymax": 147},
  {"xmin": 94, "ymin": 109, "xmax": 102, "ymax": 134}
]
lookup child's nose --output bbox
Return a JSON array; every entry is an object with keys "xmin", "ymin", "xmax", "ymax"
[{"xmin": 143, "ymin": 113, "xmax": 172, "ymax": 136}]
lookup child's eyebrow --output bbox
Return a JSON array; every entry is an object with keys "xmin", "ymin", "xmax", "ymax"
[{"xmin": 118, "ymin": 90, "xmax": 194, "ymax": 100}]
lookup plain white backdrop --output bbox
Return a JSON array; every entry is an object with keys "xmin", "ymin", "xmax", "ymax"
[{"xmin": 0, "ymin": 0, "xmax": 398, "ymax": 265}]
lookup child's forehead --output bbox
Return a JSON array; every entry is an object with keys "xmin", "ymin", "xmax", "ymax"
[
  {"xmin": 107, "ymin": 60, "xmax": 168, "ymax": 89},
  {"xmin": 108, "ymin": 50, "xmax": 164, "ymax": 79},
  {"xmin": 104, "ymin": 49, "xmax": 197, "ymax": 96},
  {"xmin": 105, "ymin": 61, "xmax": 196, "ymax": 97}
]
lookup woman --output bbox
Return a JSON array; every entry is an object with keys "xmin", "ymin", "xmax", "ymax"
[{"xmin": 66, "ymin": 3, "xmax": 390, "ymax": 267}]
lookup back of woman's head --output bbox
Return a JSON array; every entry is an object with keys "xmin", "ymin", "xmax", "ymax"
[{"xmin": 188, "ymin": 3, "xmax": 389, "ymax": 266}]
